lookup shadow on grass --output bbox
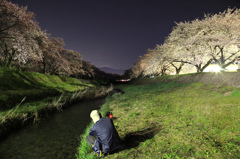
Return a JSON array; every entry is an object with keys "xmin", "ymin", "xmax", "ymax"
[{"xmin": 121, "ymin": 126, "xmax": 161, "ymax": 150}]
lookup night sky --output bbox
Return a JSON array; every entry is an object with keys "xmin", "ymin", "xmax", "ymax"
[{"xmin": 9, "ymin": 0, "xmax": 240, "ymax": 70}]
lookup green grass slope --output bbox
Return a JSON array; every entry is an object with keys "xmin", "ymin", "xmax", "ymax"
[
  {"xmin": 0, "ymin": 69, "xmax": 93, "ymax": 110},
  {"xmin": 0, "ymin": 69, "xmax": 113, "ymax": 139},
  {"xmin": 132, "ymin": 72, "xmax": 240, "ymax": 88},
  {"xmin": 77, "ymin": 79, "xmax": 240, "ymax": 158}
]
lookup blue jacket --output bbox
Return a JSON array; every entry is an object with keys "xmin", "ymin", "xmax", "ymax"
[{"xmin": 89, "ymin": 118, "xmax": 121, "ymax": 153}]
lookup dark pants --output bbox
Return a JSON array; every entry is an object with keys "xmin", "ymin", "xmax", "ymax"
[
  {"xmin": 86, "ymin": 135, "xmax": 120, "ymax": 156},
  {"xmin": 86, "ymin": 135, "xmax": 96, "ymax": 147}
]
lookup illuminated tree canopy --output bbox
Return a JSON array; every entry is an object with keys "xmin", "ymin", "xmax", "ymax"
[{"xmin": 130, "ymin": 8, "xmax": 240, "ymax": 78}]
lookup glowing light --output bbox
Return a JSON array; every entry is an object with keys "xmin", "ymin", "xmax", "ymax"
[
  {"xmin": 204, "ymin": 64, "xmax": 238, "ymax": 72},
  {"xmin": 203, "ymin": 64, "xmax": 221, "ymax": 72},
  {"xmin": 109, "ymin": 114, "xmax": 113, "ymax": 119},
  {"xmin": 214, "ymin": 66, "xmax": 221, "ymax": 72}
]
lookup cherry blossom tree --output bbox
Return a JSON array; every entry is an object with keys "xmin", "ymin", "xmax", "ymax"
[
  {"xmin": 0, "ymin": 0, "xmax": 43, "ymax": 68},
  {"xmin": 80, "ymin": 61, "xmax": 96, "ymax": 79},
  {"xmin": 143, "ymin": 46, "xmax": 174, "ymax": 76},
  {"xmin": 166, "ymin": 20, "xmax": 213, "ymax": 72},
  {"xmin": 199, "ymin": 8, "xmax": 240, "ymax": 70},
  {"xmin": 167, "ymin": 8, "xmax": 240, "ymax": 72},
  {"xmin": 60, "ymin": 49, "xmax": 82, "ymax": 76},
  {"xmin": 151, "ymin": 44, "xmax": 184, "ymax": 75},
  {"xmin": 130, "ymin": 55, "xmax": 147, "ymax": 78},
  {"xmin": 40, "ymin": 37, "xmax": 68, "ymax": 75}
]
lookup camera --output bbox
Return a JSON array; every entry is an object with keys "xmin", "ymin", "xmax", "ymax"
[{"xmin": 105, "ymin": 112, "xmax": 113, "ymax": 119}]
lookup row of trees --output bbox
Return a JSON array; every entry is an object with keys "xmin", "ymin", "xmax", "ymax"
[
  {"xmin": 129, "ymin": 8, "xmax": 240, "ymax": 78},
  {"xmin": 0, "ymin": 0, "xmax": 121, "ymax": 82}
]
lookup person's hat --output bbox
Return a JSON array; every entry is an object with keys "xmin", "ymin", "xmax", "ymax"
[{"xmin": 90, "ymin": 110, "xmax": 100, "ymax": 123}]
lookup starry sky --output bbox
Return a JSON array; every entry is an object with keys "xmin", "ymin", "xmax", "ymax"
[{"xmin": 9, "ymin": 0, "xmax": 240, "ymax": 70}]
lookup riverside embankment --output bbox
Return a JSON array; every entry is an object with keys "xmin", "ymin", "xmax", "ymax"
[
  {"xmin": 0, "ymin": 69, "xmax": 112, "ymax": 140},
  {"xmin": 0, "ymin": 97, "xmax": 106, "ymax": 159},
  {"xmin": 77, "ymin": 72, "xmax": 240, "ymax": 159},
  {"xmin": 133, "ymin": 72, "xmax": 240, "ymax": 87}
]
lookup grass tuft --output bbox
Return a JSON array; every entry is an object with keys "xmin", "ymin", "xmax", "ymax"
[{"xmin": 76, "ymin": 124, "xmax": 97, "ymax": 159}]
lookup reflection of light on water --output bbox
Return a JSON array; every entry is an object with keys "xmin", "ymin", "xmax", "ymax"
[{"xmin": 0, "ymin": 98, "xmax": 106, "ymax": 159}]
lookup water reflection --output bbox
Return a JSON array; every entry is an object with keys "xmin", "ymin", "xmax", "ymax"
[{"xmin": 0, "ymin": 98, "xmax": 105, "ymax": 159}]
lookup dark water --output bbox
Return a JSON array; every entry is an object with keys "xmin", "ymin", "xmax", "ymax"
[{"xmin": 0, "ymin": 98, "xmax": 105, "ymax": 159}]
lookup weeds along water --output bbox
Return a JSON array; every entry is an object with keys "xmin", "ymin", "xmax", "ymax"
[
  {"xmin": 0, "ymin": 98, "xmax": 106, "ymax": 159},
  {"xmin": 77, "ymin": 82, "xmax": 240, "ymax": 159},
  {"xmin": 0, "ymin": 69, "xmax": 94, "ymax": 110},
  {"xmin": 0, "ymin": 69, "xmax": 113, "ymax": 139}
]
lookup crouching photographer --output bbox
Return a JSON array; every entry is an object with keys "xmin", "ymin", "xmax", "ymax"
[{"xmin": 86, "ymin": 110, "xmax": 121, "ymax": 158}]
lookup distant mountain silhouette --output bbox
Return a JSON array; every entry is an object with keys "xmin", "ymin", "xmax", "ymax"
[{"xmin": 98, "ymin": 67, "xmax": 125, "ymax": 75}]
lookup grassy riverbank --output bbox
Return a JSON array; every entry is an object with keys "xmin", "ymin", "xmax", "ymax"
[
  {"xmin": 0, "ymin": 69, "xmax": 95, "ymax": 110},
  {"xmin": 77, "ymin": 77, "xmax": 240, "ymax": 158},
  {"xmin": 0, "ymin": 69, "xmax": 112, "ymax": 139}
]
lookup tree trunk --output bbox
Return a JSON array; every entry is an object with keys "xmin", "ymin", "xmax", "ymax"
[
  {"xmin": 42, "ymin": 60, "xmax": 46, "ymax": 74},
  {"xmin": 171, "ymin": 61, "xmax": 184, "ymax": 75}
]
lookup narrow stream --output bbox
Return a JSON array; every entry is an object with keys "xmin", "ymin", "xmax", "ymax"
[{"xmin": 0, "ymin": 97, "xmax": 105, "ymax": 159}]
